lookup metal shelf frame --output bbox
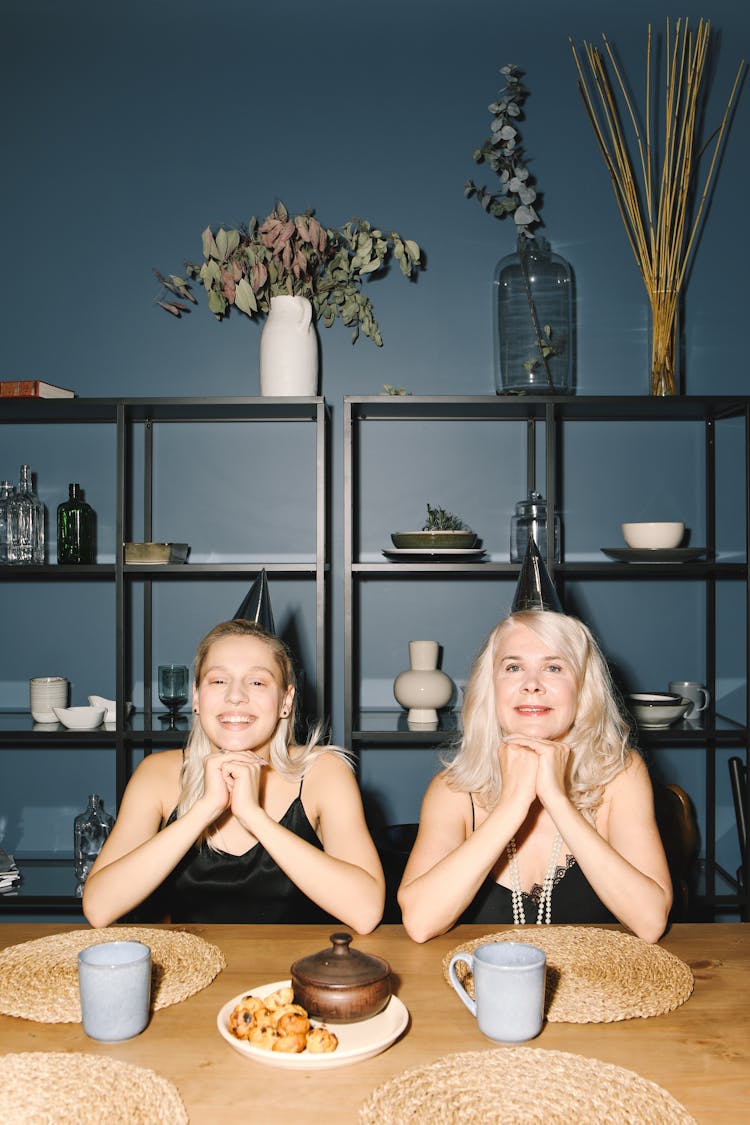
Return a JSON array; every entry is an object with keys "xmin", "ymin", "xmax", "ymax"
[
  {"xmin": 0, "ymin": 396, "xmax": 329, "ymax": 913},
  {"xmin": 343, "ymin": 394, "xmax": 750, "ymax": 920}
]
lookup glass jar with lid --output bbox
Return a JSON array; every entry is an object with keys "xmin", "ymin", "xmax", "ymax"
[{"xmin": 510, "ymin": 491, "xmax": 561, "ymax": 563}]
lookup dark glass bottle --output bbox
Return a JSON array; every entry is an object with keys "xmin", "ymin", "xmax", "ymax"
[{"xmin": 57, "ymin": 482, "xmax": 95, "ymax": 564}]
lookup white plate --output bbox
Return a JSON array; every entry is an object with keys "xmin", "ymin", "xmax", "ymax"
[
  {"xmin": 382, "ymin": 547, "xmax": 486, "ymax": 559},
  {"xmin": 217, "ymin": 979, "xmax": 409, "ymax": 1070},
  {"xmin": 601, "ymin": 547, "xmax": 705, "ymax": 564}
]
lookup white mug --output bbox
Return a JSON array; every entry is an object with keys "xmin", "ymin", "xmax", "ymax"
[
  {"xmin": 668, "ymin": 681, "xmax": 709, "ymax": 718},
  {"xmin": 448, "ymin": 941, "xmax": 546, "ymax": 1042},
  {"xmin": 29, "ymin": 677, "xmax": 69, "ymax": 723},
  {"xmin": 78, "ymin": 941, "xmax": 152, "ymax": 1041}
]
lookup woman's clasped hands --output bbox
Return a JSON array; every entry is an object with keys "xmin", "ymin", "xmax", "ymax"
[
  {"xmin": 499, "ymin": 733, "xmax": 571, "ymax": 812},
  {"xmin": 202, "ymin": 747, "xmax": 267, "ymax": 823}
]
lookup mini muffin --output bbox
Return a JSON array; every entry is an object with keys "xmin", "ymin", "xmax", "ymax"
[
  {"xmin": 276, "ymin": 1010, "xmax": 311, "ymax": 1037},
  {"xmin": 264, "ymin": 986, "xmax": 295, "ymax": 1010},
  {"xmin": 248, "ymin": 1025, "xmax": 279, "ymax": 1050},
  {"xmin": 272, "ymin": 1032, "xmax": 307, "ymax": 1053},
  {"xmin": 306, "ymin": 1026, "xmax": 339, "ymax": 1053}
]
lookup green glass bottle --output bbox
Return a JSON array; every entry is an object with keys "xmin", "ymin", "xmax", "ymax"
[{"xmin": 57, "ymin": 482, "xmax": 95, "ymax": 564}]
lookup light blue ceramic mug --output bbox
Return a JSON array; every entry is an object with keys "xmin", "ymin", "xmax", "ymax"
[
  {"xmin": 78, "ymin": 940, "xmax": 152, "ymax": 1041},
  {"xmin": 448, "ymin": 941, "xmax": 546, "ymax": 1042}
]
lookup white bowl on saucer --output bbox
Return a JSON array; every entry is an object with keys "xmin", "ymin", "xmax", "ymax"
[
  {"xmin": 626, "ymin": 693, "xmax": 692, "ymax": 728},
  {"xmin": 53, "ymin": 705, "xmax": 106, "ymax": 730},
  {"xmin": 621, "ymin": 522, "xmax": 684, "ymax": 549}
]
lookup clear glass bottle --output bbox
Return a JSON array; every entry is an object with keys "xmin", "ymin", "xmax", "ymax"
[
  {"xmin": 510, "ymin": 491, "xmax": 561, "ymax": 562},
  {"xmin": 57, "ymin": 482, "xmax": 95, "ymax": 564},
  {"xmin": 27, "ymin": 465, "xmax": 46, "ymax": 563},
  {"xmin": 494, "ymin": 234, "xmax": 574, "ymax": 394},
  {"xmin": 73, "ymin": 793, "xmax": 114, "ymax": 894},
  {"xmin": 10, "ymin": 465, "xmax": 35, "ymax": 564},
  {"xmin": 0, "ymin": 480, "xmax": 14, "ymax": 565}
]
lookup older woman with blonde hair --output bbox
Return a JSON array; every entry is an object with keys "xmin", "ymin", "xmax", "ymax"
[
  {"xmin": 398, "ymin": 608, "xmax": 672, "ymax": 944},
  {"xmin": 84, "ymin": 619, "xmax": 384, "ymax": 931}
]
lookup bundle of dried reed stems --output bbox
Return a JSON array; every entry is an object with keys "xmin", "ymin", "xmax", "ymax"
[{"xmin": 571, "ymin": 19, "xmax": 745, "ymax": 394}]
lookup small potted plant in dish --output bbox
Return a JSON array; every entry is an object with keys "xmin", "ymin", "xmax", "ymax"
[{"xmin": 391, "ymin": 504, "xmax": 477, "ymax": 550}]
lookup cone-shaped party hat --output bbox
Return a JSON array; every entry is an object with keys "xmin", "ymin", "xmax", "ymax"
[
  {"xmin": 511, "ymin": 538, "xmax": 563, "ymax": 613},
  {"xmin": 234, "ymin": 569, "xmax": 276, "ymax": 633}
]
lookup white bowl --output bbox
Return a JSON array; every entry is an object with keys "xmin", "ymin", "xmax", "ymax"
[
  {"xmin": 88, "ymin": 696, "xmax": 134, "ymax": 722},
  {"xmin": 621, "ymin": 522, "xmax": 685, "ymax": 550},
  {"xmin": 627, "ymin": 693, "xmax": 692, "ymax": 728},
  {"xmin": 53, "ymin": 706, "xmax": 106, "ymax": 730}
]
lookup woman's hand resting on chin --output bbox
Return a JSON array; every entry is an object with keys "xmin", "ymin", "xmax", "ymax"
[{"xmin": 500, "ymin": 733, "xmax": 571, "ymax": 811}]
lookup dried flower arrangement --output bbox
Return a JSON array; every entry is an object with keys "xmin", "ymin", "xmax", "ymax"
[
  {"xmin": 571, "ymin": 19, "xmax": 745, "ymax": 395},
  {"xmin": 155, "ymin": 201, "xmax": 422, "ymax": 346}
]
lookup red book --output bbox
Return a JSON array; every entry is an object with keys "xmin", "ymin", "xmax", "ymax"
[{"xmin": 0, "ymin": 379, "xmax": 75, "ymax": 399}]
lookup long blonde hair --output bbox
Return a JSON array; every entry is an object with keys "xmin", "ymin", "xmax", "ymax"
[
  {"xmin": 175, "ymin": 619, "xmax": 348, "ymax": 845},
  {"xmin": 443, "ymin": 610, "xmax": 632, "ymax": 819}
]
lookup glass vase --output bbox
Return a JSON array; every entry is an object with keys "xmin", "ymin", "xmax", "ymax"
[
  {"xmin": 649, "ymin": 291, "xmax": 679, "ymax": 396},
  {"xmin": 494, "ymin": 235, "xmax": 573, "ymax": 394}
]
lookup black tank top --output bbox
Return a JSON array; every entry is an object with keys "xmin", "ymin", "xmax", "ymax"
[
  {"xmin": 154, "ymin": 785, "xmax": 337, "ymax": 924},
  {"xmin": 461, "ymin": 794, "xmax": 617, "ymax": 926}
]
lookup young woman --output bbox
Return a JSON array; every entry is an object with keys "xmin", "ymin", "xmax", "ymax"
[
  {"xmin": 398, "ymin": 610, "xmax": 672, "ymax": 944},
  {"xmin": 83, "ymin": 620, "xmax": 385, "ymax": 932}
]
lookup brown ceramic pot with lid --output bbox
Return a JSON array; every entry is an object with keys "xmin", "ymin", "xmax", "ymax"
[{"xmin": 290, "ymin": 932, "xmax": 392, "ymax": 1023}]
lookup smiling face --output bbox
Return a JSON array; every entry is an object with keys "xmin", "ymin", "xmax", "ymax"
[
  {"xmin": 492, "ymin": 620, "xmax": 579, "ymax": 741},
  {"xmin": 193, "ymin": 632, "xmax": 294, "ymax": 756}
]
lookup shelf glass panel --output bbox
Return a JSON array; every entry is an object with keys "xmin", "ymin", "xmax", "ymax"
[{"xmin": 0, "ymin": 858, "xmax": 82, "ymax": 906}]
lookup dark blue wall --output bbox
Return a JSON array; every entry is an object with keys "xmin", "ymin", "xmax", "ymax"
[{"xmin": 1, "ymin": 1, "xmax": 748, "ymax": 898}]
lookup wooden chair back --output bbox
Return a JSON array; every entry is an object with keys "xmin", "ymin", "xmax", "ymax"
[
  {"xmin": 728, "ymin": 756, "xmax": 747, "ymax": 888},
  {"xmin": 653, "ymin": 782, "xmax": 699, "ymax": 919}
]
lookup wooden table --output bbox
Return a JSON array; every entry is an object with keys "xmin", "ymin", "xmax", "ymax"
[{"xmin": 0, "ymin": 923, "xmax": 747, "ymax": 1123}]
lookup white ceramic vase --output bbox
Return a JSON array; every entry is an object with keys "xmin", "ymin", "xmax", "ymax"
[
  {"xmin": 393, "ymin": 640, "xmax": 454, "ymax": 728},
  {"xmin": 259, "ymin": 295, "xmax": 319, "ymax": 396}
]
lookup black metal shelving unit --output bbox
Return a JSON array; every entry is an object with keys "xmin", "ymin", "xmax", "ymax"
[
  {"xmin": 0, "ymin": 396, "xmax": 329, "ymax": 913},
  {"xmin": 343, "ymin": 394, "xmax": 750, "ymax": 920}
]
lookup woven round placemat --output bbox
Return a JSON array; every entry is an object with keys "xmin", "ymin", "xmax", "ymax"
[
  {"xmin": 0, "ymin": 1052, "xmax": 188, "ymax": 1124},
  {"xmin": 442, "ymin": 927, "xmax": 693, "ymax": 1023},
  {"xmin": 359, "ymin": 1047, "xmax": 697, "ymax": 1124},
  {"xmin": 0, "ymin": 926, "xmax": 226, "ymax": 1023}
]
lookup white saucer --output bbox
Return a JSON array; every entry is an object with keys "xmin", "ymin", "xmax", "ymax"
[{"xmin": 217, "ymin": 979, "xmax": 408, "ymax": 1070}]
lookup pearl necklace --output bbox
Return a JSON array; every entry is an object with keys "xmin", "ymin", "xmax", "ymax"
[{"xmin": 507, "ymin": 832, "xmax": 563, "ymax": 925}]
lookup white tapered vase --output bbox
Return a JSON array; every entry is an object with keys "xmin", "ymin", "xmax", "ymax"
[
  {"xmin": 259, "ymin": 295, "xmax": 319, "ymax": 396},
  {"xmin": 393, "ymin": 640, "xmax": 453, "ymax": 729}
]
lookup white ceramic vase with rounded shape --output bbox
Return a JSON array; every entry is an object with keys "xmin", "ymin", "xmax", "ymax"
[
  {"xmin": 393, "ymin": 640, "xmax": 453, "ymax": 728},
  {"xmin": 259, "ymin": 295, "xmax": 319, "ymax": 396}
]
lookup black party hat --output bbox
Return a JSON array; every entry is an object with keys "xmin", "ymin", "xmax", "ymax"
[
  {"xmin": 511, "ymin": 538, "xmax": 563, "ymax": 613},
  {"xmin": 234, "ymin": 569, "xmax": 276, "ymax": 633}
]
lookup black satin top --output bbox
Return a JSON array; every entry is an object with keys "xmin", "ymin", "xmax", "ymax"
[
  {"xmin": 461, "ymin": 857, "xmax": 618, "ymax": 925},
  {"xmin": 154, "ymin": 787, "xmax": 337, "ymax": 924},
  {"xmin": 461, "ymin": 794, "xmax": 618, "ymax": 926}
]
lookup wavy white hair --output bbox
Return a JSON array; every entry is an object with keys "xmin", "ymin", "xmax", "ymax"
[{"xmin": 443, "ymin": 610, "xmax": 633, "ymax": 820}]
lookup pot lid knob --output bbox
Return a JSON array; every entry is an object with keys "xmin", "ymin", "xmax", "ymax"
[{"xmin": 290, "ymin": 932, "xmax": 391, "ymax": 987}]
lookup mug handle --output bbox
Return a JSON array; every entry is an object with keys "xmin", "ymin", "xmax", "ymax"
[
  {"xmin": 448, "ymin": 953, "xmax": 477, "ymax": 1016},
  {"xmin": 694, "ymin": 687, "xmax": 710, "ymax": 712}
]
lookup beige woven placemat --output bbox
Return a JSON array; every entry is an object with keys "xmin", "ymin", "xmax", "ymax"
[
  {"xmin": 359, "ymin": 1047, "xmax": 697, "ymax": 1124},
  {"xmin": 442, "ymin": 926, "xmax": 693, "ymax": 1023},
  {"xmin": 0, "ymin": 926, "xmax": 225, "ymax": 1023},
  {"xmin": 0, "ymin": 1052, "xmax": 188, "ymax": 1124}
]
